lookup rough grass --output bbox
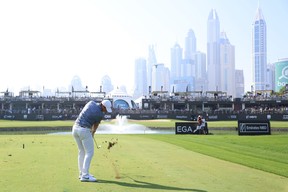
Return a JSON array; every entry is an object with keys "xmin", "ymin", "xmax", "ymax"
[{"xmin": 0, "ymin": 134, "xmax": 288, "ymax": 192}]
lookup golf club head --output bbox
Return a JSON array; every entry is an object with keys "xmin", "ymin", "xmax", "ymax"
[{"xmin": 93, "ymin": 137, "xmax": 101, "ymax": 149}]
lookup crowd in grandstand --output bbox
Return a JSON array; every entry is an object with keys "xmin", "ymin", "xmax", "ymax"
[{"xmin": 1, "ymin": 92, "xmax": 288, "ymax": 116}]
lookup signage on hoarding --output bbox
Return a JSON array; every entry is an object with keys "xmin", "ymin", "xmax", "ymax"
[
  {"xmin": 175, "ymin": 122, "xmax": 208, "ymax": 134},
  {"xmin": 238, "ymin": 120, "xmax": 270, "ymax": 135},
  {"xmin": 275, "ymin": 60, "xmax": 288, "ymax": 92}
]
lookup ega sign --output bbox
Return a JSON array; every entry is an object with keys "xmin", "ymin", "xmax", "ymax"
[{"xmin": 175, "ymin": 122, "xmax": 208, "ymax": 134}]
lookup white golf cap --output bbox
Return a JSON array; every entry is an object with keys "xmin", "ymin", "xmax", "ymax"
[{"xmin": 101, "ymin": 100, "xmax": 112, "ymax": 113}]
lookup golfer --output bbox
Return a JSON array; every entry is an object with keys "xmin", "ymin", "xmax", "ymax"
[
  {"xmin": 193, "ymin": 115, "xmax": 205, "ymax": 134},
  {"xmin": 72, "ymin": 100, "xmax": 112, "ymax": 182}
]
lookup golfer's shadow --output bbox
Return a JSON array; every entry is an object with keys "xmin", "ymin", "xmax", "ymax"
[{"xmin": 98, "ymin": 178, "xmax": 207, "ymax": 192}]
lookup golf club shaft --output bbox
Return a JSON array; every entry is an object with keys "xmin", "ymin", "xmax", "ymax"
[{"xmin": 93, "ymin": 137, "xmax": 100, "ymax": 148}]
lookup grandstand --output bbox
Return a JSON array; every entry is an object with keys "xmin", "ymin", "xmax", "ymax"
[{"xmin": 1, "ymin": 88, "xmax": 288, "ymax": 121}]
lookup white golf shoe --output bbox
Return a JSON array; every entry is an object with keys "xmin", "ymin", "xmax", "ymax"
[
  {"xmin": 80, "ymin": 175, "xmax": 97, "ymax": 182},
  {"xmin": 79, "ymin": 173, "xmax": 94, "ymax": 179}
]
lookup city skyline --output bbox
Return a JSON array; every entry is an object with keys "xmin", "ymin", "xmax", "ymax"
[{"xmin": 0, "ymin": 0, "xmax": 287, "ymax": 95}]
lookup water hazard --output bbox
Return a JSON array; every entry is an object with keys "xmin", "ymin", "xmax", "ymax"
[
  {"xmin": 49, "ymin": 115, "xmax": 174, "ymax": 135},
  {"xmin": 96, "ymin": 115, "xmax": 174, "ymax": 134}
]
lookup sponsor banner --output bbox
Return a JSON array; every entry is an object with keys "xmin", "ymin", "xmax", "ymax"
[
  {"xmin": 1, "ymin": 113, "xmax": 288, "ymax": 121},
  {"xmin": 238, "ymin": 114, "xmax": 274, "ymax": 121},
  {"xmin": 51, "ymin": 115, "xmax": 62, "ymax": 120},
  {"xmin": 227, "ymin": 115, "xmax": 237, "ymax": 120},
  {"xmin": 283, "ymin": 114, "xmax": 288, "ymax": 120},
  {"xmin": 175, "ymin": 115, "xmax": 188, "ymax": 120},
  {"xmin": 175, "ymin": 122, "xmax": 208, "ymax": 134},
  {"xmin": 207, "ymin": 114, "xmax": 238, "ymax": 121},
  {"xmin": 36, "ymin": 115, "xmax": 45, "ymax": 120},
  {"xmin": 238, "ymin": 120, "xmax": 271, "ymax": 135},
  {"xmin": 139, "ymin": 115, "xmax": 151, "ymax": 119},
  {"xmin": 207, "ymin": 115, "xmax": 218, "ymax": 120},
  {"xmin": 3, "ymin": 115, "xmax": 15, "ymax": 120},
  {"xmin": 157, "ymin": 114, "xmax": 168, "ymax": 119}
]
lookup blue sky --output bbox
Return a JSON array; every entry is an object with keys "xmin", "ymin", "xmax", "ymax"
[{"xmin": 0, "ymin": 0, "xmax": 287, "ymax": 94}]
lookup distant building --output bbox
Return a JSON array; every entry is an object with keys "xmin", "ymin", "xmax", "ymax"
[
  {"xmin": 170, "ymin": 42, "xmax": 194, "ymax": 92},
  {"xmin": 147, "ymin": 45, "xmax": 157, "ymax": 89},
  {"xmin": 184, "ymin": 29, "xmax": 197, "ymax": 89},
  {"xmin": 152, "ymin": 63, "xmax": 170, "ymax": 92},
  {"xmin": 235, "ymin": 70, "xmax": 245, "ymax": 97},
  {"xmin": 184, "ymin": 29, "xmax": 197, "ymax": 61},
  {"xmin": 106, "ymin": 88, "xmax": 137, "ymax": 109},
  {"xmin": 266, "ymin": 62, "xmax": 275, "ymax": 91},
  {"xmin": 219, "ymin": 31, "xmax": 235, "ymax": 97},
  {"xmin": 252, "ymin": 6, "xmax": 267, "ymax": 91},
  {"xmin": 170, "ymin": 42, "xmax": 182, "ymax": 80},
  {"xmin": 101, "ymin": 75, "xmax": 114, "ymax": 93},
  {"xmin": 70, "ymin": 75, "xmax": 84, "ymax": 91},
  {"xmin": 207, "ymin": 9, "xmax": 221, "ymax": 91},
  {"xmin": 134, "ymin": 58, "xmax": 147, "ymax": 98},
  {"xmin": 194, "ymin": 51, "xmax": 207, "ymax": 92}
]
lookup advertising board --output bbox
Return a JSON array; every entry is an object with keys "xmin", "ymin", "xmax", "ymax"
[
  {"xmin": 238, "ymin": 120, "xmax": 271, "ymax": 135},
  {"xmin": 175, "ymin": 122, "xmax": 208, "ymax": 134},
  {"xmin": 275, "ymin": 59, "xmax": 288, "ymax": 92}
]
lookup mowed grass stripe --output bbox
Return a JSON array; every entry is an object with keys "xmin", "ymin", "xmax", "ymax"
[
  {"xmin": 182, "ymin": 135, "xmax": 288, "ymax": 164},
  {"xmin": 146, "ymin": 135, "xmax": 288, "ymax": 178}
]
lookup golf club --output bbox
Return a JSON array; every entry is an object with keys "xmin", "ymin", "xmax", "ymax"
[{"xmin": 93, "ymin": 137, "xmax": 101, "ymax": 149}]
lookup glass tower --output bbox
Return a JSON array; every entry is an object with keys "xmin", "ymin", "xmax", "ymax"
[
  {"xmin": 207, "ymin": 9, "xmax": 220, "ymax": 91},
  {"xmin": 147, "ymin": 45, "xmax": 157, "ymax": 89},
  {"xmin": 219, "ymin": 31, "xmax": 235, "ymax": 97},
  {"xmin": 134, "ymin": 58, "xmax": 147, "ymax": 98},
  {"xmin": 252, "ymin": 6, "xmax": 267, "ymax": 91}
]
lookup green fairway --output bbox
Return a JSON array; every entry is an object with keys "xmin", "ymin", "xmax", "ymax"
[{"xmin": 0, "ymin": 134, "xmax": 287, "ymax": 192}]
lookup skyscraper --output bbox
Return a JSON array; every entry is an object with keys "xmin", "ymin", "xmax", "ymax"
[
  {"xmin": 207, "ymin": 9, "xmax": 220, "ymax": 91},
  {"xmin": 152, "ymin": 63, "xmax": 169, "ymax": 92},
  {"xmin": 184, "ymin": 29, "xmax": 196, "ymax": 87},
  {"xmin": 184, "ymin": 29, "xmax": 196, "ymax": 61},
  {"xmin": 134, "ymin": 58, "xmax": 147, "ymax": 98},
  {"xmin": 194, "ymin": 51, "xmax": 207, "ymax": 92},
  {"xmin": 219, "ymin": 31, "xmax": 235, "ymax": 97},
  {"xmin": 101, "ymin": 75, "xmax": 114, "ymax": 93},
  {"xmin": 266, "ymin": 62, "xmax": 275, "ymax": 91},
  {"xmin": 252, "ymin": 6, "xmax": 267, "ymax": 91},
  {"xmin": 147, "ymin": 45, "xmax": 157, "ymax": 89},
  {"xmin": 170, "ymin": 42, "xmax": 194, "ymax": 92},
  {"xmin": 170, "ymin": 43, "xmax": 183, "ymax": 79},
  {"xmin": 235, "ymin": 70, "xmax": 245, "ymax": 97}
]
